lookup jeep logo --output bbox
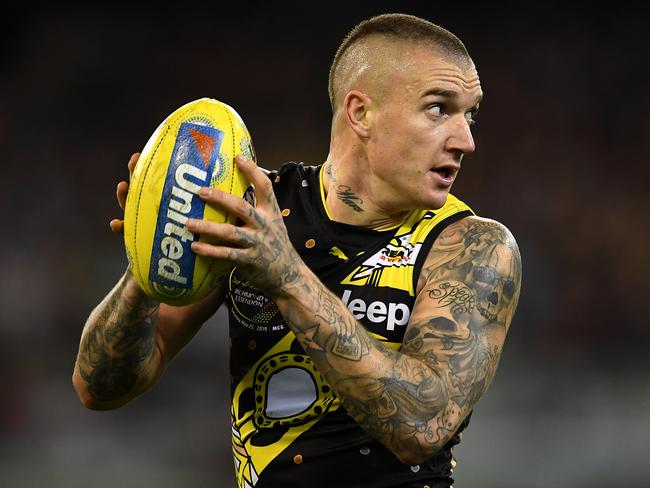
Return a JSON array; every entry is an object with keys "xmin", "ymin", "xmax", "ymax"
[{"xmin": 341, "ymin": 289, "xmax": 410, "ymax": 331}]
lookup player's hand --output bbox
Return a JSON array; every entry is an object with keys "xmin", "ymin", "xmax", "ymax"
[
  {"xmin": 187, "ymin": 155, "xmax": 306, "ymax": 297},
  {"xmin": 109, "ymin": 152, "xmax": 140, "ymax": 233}
]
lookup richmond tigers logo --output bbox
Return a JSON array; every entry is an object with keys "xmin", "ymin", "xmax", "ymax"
[{"xmin": 341, "ymin": 233, "xmax": 422, "ymax": 288}]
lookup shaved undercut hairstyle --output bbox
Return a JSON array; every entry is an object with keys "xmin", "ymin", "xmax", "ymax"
[{"xmin": 328, "ymin": 13, "xmax": 472, "ymax": 112}]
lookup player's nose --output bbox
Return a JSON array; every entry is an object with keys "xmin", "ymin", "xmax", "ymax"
[{"xmin": 446, "ymin": 115, "xmax": 476, "ymax": 156}]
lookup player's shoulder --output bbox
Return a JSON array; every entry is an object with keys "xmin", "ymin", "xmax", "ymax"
[
  {"xmin": 434, "ymin": 215, "xmax": 518, "ymax": 251},
  {"xmin": 417, "ymin": 215, "xmax": 521, "ymax": 292}
]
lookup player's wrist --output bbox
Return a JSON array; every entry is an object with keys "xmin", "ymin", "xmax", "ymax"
[
  {"xmin": 122, "ymin": 266, "xmax": 158, "ymax": 304},
  {"xmin": 272, "ymin": 262, "xmax": 320, "ymax": 311}
]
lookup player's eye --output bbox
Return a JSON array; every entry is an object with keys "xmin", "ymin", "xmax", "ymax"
[
  {"xmin": 427, "ymin": 103, "xmax": 445, "ymax": 117},
  {"xmin": 465, "ymin": 108, "xmax": 479, "ymax": 126}
]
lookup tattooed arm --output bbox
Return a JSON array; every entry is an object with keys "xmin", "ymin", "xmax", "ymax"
[
  {"xmin": 72, "ymin": 269, "xmax": 225, "ymax": 410},
  {"xmin": 189, "ymin": 157, "xmax": 522, "ymax": 464},
  {"xmin": 395, "ymin": 216, "xmax": 521, "ymax": 459},
  {"xmin": 279, "ymin": 217, "xmax": 520, "ymax": 464},
  {"xmin": 74, "ymin": 151, "xmax": 227, "ymax": 410}
]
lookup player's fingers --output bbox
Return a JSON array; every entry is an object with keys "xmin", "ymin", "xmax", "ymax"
[
  {"xmin": 127, "ymin": 152, "xmax": 140, "ymax": 176},
  {"xmin": 191, "ymin": 240, "xmax": 245, "ymax": 263},
  {"xmin": 187, "ymin": 219, "xmax": 257, "ymax": 248},
  {"xmin": 117, "ymin": 181, "xmax": 129, "ymax": 210},
  {"xmin": 197, "ymin": 187, "xmax": 262, "ymax": 228},
  {"xmin": 109, "ymin": 219, "xmax": 124, "ymax": 233},
  {"xmin": 234, "ymin": 155, "xmax": 274, "ymax": 206}
]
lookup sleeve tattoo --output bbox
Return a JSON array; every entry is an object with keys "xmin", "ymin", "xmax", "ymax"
[
  {"xmin": 76, "ymin": 273, "xmax": 161, "ymax": 403},
  {"xmin": 281, "ymin": 218, "xmax": 521, "ymax": 460}
]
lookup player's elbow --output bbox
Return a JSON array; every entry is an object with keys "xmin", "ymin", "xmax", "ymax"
[
  {"xmin": 394, "ymin": 450, "xmax": 430, "ymax": 466},
  {"xmin": 389, "ymin": 417, "xmax": 456, "ymax": 464},
  {"xmin": 77, "ymin": 393, "xmax": 125, "ymax": 411},
  {"xmin": 391, "ymin": 444, "xmax": 443, "ymax": 466},
  {"xmin": 71, "ymin": 369, "xmax": 129, "ymax": 411}
]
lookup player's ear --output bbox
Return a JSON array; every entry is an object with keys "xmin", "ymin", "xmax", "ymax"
[{"xmin": 343, "ymin": 90, "xmax": 372, "ymax": 138}]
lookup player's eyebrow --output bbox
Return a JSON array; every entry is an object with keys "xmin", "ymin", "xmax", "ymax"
[
  {"xmin": 422, "ymin": 88, "xmax": 459, "ymax": 99},
  {"xmin": 422, "ymin": 88, "xmax": 483, "ymax": 107}
]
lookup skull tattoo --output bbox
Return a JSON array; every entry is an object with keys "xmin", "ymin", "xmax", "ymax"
[{"xmin": 463, "ymin": 223, "xmax": 519, "ymax": 325}]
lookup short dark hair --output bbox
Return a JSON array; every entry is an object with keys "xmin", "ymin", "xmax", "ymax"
[{"xmin": 328, "ymin": 13, "xmax": 471, "ymax": 111}]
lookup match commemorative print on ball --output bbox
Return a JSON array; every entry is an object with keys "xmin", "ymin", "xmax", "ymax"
[{"xmin": 124, "ymin": 98, "xmax": 255, "ymax": 305}]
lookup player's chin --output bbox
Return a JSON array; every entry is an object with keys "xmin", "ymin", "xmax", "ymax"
[
  {"xmin": 419, "ymin": 172, "xmax": 455, "ymax": 209},
  {"xmin": 424, "ymin": 188, "xmax": 451, "ymax": 210}
]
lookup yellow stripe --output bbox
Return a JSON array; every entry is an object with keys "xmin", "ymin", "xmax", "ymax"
[
  {"xmin": 374, "ymin": 218, "xmax": 407, "ymax": 231},
  {"xmin": 319, "ymin": 165, "xmax": 335, "ymax": 221}
]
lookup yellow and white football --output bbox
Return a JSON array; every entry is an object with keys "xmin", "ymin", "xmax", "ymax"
[{"xmin": 124, "ymin": 97, "xmax": 255, "ymax": 305}]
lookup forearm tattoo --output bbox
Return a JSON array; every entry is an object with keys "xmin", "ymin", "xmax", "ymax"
[
  {"xmin": 338, "ymin": 351, "xmax": 450, "ymax": 452},
  {"xmin": 77, "ymin": 275, "xmax": 160, "ymax": 402}
]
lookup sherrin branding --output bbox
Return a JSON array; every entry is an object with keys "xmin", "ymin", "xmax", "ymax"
[{"xmin": 124, "ymin": 98, "xmax": 255, "ymax": 305}]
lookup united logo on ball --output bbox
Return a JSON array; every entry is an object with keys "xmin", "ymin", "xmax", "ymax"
[{"xmin": 124, "ymin": 98, "xmax": 255, "ymax": 305}]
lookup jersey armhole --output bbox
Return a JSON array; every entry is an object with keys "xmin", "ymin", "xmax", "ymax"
[{"xmin": 411, "ymin": 210, "xmax": 474, "ymax": 293}]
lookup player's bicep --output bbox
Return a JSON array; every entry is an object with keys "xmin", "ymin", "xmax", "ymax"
[
  {"xmin": 402, "ymin": 279, "xmax": 484, "ymax": 399},
  {"xmin": 402, "ymin": 217, "xmax": 521, "ymax": 408}
]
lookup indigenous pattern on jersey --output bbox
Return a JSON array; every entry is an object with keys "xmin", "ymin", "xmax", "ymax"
[{"xmin": 227, "ymin": 162, "xmax": 474, "ymax": 488}]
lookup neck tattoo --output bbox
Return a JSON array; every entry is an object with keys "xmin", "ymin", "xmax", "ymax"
[{"xmin": 336, "ymin": 185, "xmax": 364, "ymax": 213}]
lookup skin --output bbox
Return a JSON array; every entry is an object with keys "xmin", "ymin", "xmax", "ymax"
[
  {"xmin": 73, "ymin": 40, "xmax": 521, "ymax": 465},
  {"xmin": 73, "ymin": 153, "xmax": 227, "ymax": 409},
  {"xmin": 325, "ymin": 43, "xmax": 481, "ymax": 229}
]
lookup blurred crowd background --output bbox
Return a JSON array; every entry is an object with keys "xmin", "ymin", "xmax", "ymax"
[{"xmin": 1, "ymin": 2, "xmax": 649, "ymax": 487}]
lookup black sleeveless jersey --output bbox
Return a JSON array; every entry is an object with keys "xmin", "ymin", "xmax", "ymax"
[{"xmin": 227, "ymin": 162, "xmax": 474, "ymax": 488}]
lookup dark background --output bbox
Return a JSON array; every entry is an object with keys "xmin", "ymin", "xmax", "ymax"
[{"xmin": 1, "ymin": 2, "xmax": 649, "ymax": 487}]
